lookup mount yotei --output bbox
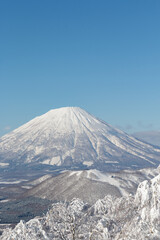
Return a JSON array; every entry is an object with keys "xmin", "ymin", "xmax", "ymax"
[{"xmin": 0, "ymin": 107, "xmax": 160, "ymax": 171}]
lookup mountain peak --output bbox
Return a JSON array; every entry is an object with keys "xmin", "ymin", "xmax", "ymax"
[
  {"xmin": 48, "ymin": 106, "xmax": 82, "ymax": 113},
  {"xmin": 45, "ymin": 106, "xmax": 92, "ymax": 118}
]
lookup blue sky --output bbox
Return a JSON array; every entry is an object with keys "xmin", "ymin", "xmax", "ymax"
[{"xmin": 0, "ymin": 0, "xmax": 160, "ymax": 136}]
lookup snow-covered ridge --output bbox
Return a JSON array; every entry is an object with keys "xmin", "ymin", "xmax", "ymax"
[
  {"xmin": 22, "ymin": 167, "xmax": 159, "ymax": 204},
  {"xmin": 1, "ymin": 171, "xmax": 160, "ymax": 240},
  {"xmin": 0, "ymin": 107, "xmax": 160, "ymax": 171}
]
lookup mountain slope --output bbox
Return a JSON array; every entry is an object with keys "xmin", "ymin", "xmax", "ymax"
[
  {"xmin": 0, "ymin": 107, "xmax": 160, "ymax": 171},
  {"xmin": 22, "ymin": 167, "xmax": 160, "ymax": 204}
]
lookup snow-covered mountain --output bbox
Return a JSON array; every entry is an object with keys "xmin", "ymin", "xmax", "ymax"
[
  {"xmin": 22, "ymin": 167, "xmax": 160, "ymax": 204},
  {"xmin": 0, "ymin": 107, "xmax": 160, "ymax": 171},
  {"xmin": 1, "ymin": 170, "xmax": 160, "ymax": 240}
]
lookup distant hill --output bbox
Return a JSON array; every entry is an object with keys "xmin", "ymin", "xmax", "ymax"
[{"xmin": 133, "ymin": 131, "xmax": 160, "ymax": 147}]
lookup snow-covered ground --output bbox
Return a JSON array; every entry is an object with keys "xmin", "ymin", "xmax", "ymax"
[{"xmin": 1, "ymin": 170, "xmax": 160, "ymax": 240}]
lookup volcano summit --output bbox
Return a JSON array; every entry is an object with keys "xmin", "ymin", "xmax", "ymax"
[{"xmin": 0, "ymin": 107, "xmax": 160, "ymax": 171}]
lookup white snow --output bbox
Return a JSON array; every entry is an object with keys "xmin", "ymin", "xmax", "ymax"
[
  {"xmin": 1, "ymin": 171, "xmax": 160, "ymax": 240},
  {"xmin": 69, "ymin": 171, "xmax": 83, "ymax": 177},
  {"xmin": 0, "ymin": 163, "xmax": 9, "ymax": 166},
  {"xmin": 83, "ymin": 161, "xmax": 93, "ymax": 166},
  {"xmin": 0, "ymin": 199, "xmax": 10, "ymax": 203},
  {"xmin": 0, "ymin": 180, "xmax": 27, "ymax": 184},
  {"xmin": 42, "ymin": 156, "xmax": 61, "ymax": 166},
  {"xmin": 0, "ymin": 106, "xmax": 160, "ymax": 170},
  {"xmin": 87, "ymin": 169, "xmax": 128, "ymax": 195}
]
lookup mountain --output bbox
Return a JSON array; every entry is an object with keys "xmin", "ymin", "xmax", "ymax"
[
  {"xmin": 0, "ymin": 107, "xmax": 160, "ymax": 171},
  {"xmin": 133, "ymin": 130, "xmax": 160, "ymax": 147},
  {"xmin": 1, "ymin": 170, "xmax": 160, "ymax": 240},
  {"xmin": 21, "ymin": 167, "xmax": 159, "ymax": 204}
]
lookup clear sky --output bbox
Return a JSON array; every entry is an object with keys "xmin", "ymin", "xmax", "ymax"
[{"xmin": 0, "ymin": 0, "xmax": 160, "ymax": 137}]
